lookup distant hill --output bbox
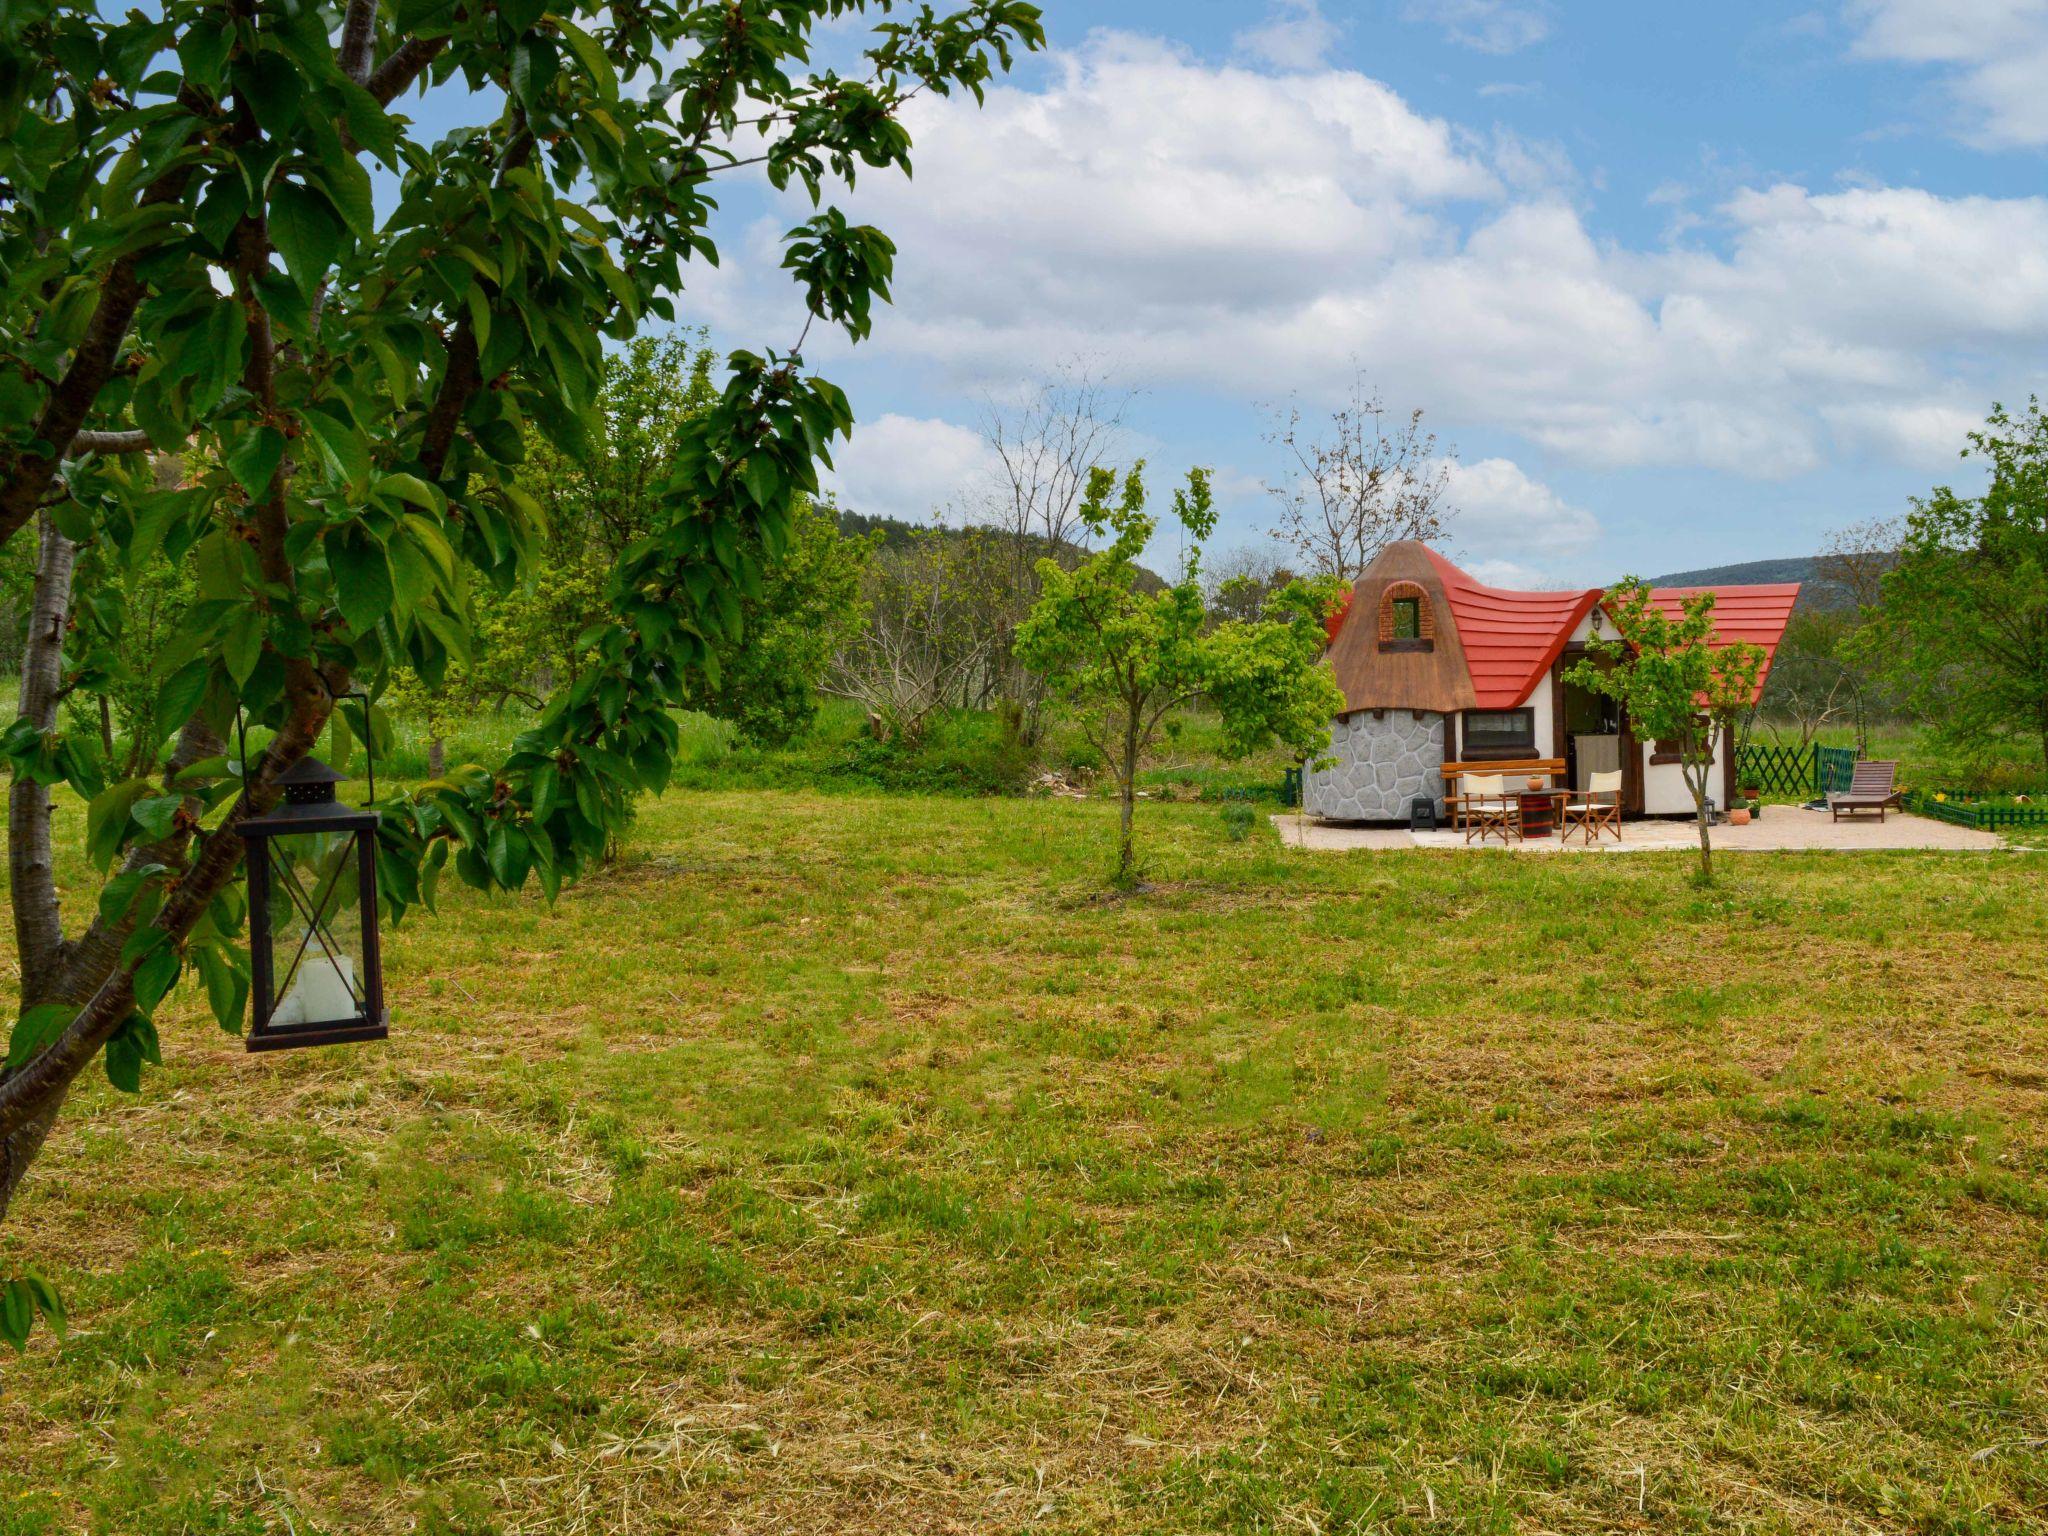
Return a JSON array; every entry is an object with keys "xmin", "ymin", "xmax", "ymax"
[
  {"xmin": 1646, "ymin": 555, "xmax": 1851, "ymax": 612},
  {"xmin": 1646, "ymin": 556, "xmax": 1815, "ymax": 589},
  {"xmin": 835, "ymin": 508, "xmax": 1169, "ymax": 592}
]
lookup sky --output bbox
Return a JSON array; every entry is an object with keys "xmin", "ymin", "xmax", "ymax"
[{"xmin": 671, "ymin": 1, "xmax": 2048, "ymax": 586}]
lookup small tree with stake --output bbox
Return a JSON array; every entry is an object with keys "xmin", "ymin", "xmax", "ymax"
[
  {"xmin": 1564, "ymin": 580, "xmax": 1764, "ymax": 885},
  {"xmin": 1016, "ymin": 464, "xmax": 1344, "ymax": 885}
]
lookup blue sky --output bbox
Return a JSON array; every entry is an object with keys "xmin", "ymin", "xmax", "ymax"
[{"xmin": 658, "ymin": 1, "xmax": 2048, "ymax": 584}]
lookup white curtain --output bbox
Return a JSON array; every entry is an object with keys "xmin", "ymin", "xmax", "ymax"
[{"xmin": 1575, "ymin": 734, "xmax": 1621, "ymax": 790}]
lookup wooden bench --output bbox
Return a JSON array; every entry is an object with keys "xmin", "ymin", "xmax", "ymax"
[{"xmin": 1442, "ymin": 758, "xmax": 1566, "ymax": 836}]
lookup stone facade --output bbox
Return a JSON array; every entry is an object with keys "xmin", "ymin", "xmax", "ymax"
[{"xmin": 1306, "ymin": 710, "xmax": 1445, "ymax": 823}]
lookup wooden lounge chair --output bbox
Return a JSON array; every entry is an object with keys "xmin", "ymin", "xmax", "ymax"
[
  {"xmin": 1828, "ymin": 760, "xmax": 1901, "ymax": 823},
  {"xmin": 1460, "ymin": 773, "xmax": 1519, "ymax": 845},
  {"xmin": 1562, "ymin": 769, "xmax": 1624, "ymax": 844}
]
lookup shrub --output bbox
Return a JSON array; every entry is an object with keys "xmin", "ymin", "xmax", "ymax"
[{"xmin": 1220, "ymin": 803, "xmax": 1259, "ymax": 842}]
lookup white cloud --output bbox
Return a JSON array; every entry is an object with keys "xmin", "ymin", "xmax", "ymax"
[
  {"xmin": 1235, "ymin": 0, "xmax": 1340, "ymax": 71},
  {"xmin": 1409, "ymin": 0, "xmax": 1554, "ymax": 54},
  {"xmin": 820, "ymin": 414, "xmax": 997, "ymax": 524},
  {"xmin": 1847, "ymin": 0, "xmax": 2048, "ymax": 147},
  {"xmin": 699, "ymin": 31, "xmax": 2046, "ymax": 498},
  {"xmin": 1440, "ymin": 457, "xmax": 1601, "ymax": 567},
  {"xmin": 1820, "ymin": 399, "xmax": 1987, "ymax": 466}
]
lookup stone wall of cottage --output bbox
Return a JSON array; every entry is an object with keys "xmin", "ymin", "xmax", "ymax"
[{"xmin": 1304, "ymin": 710, "xmax": 1445, "ymax": 823}]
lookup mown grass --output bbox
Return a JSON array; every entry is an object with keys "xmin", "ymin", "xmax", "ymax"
[{"xmin": 2, "ymin": 789, "xmax": 2046, "ymax": 1534}]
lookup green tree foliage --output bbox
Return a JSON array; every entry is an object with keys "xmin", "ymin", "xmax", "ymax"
[
  {"xmin": 1565, "ymin": 581, "xmax": 1765, "ymax": 883},
  {"xmin": 0, "ymin": 0, "xmax": 1045, "ymax": 1319},
  {"xmin": 1016, "ymin": 465, "xmax": 1345, "ymax": 884},
  {"xmin": 415, "ymin": 334, "xmax": 872, "ymax": 747},
  {"xmin": 1869, "ymin": 400, "xmax": 2048, "ymax": 775}
]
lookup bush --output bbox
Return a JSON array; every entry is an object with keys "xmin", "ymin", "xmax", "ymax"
[{"xmin": 1220, "ymin": 802, "xmax": 1259, "ymax": 842}]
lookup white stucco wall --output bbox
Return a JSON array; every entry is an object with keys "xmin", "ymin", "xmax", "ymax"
[{"xmin": 1525, "ymin": 673, "xmax": 1556, "ymax": 758}]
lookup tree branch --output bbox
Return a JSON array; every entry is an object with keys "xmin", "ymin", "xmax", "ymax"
[
  {"xmin": 0, "ymin": 167, "xmax": 195, "ymax": 549},
  {"xmin": 367, "ymin": 36, "xmax": 448, "ymax": 106},
  {"xmin": 339, "ymin": 0, "xmax": 378, "ymax": 84},
  {"xmin": 68, "ymin": 429, "xmax": 153, "ymax": 457}
]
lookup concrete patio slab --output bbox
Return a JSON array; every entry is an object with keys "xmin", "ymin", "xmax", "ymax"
[{"xmin": 1273, "ymin": 805, "xmax": 2021, "ymax": 854}]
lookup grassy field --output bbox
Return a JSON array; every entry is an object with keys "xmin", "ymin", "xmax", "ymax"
[{"xmin": 2, "ymin": 788, "xmax": 2046, "ymax": 1534}]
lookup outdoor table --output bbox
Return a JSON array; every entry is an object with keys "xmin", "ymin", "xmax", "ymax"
[{"xmin": 1516, "ymin": 788, "xmax": 1570, "ymax": 839}]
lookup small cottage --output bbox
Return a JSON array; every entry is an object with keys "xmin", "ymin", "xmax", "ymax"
[{"xmin": 1306, "ymin": 542, "xmax": 1799, "ymax": 823}]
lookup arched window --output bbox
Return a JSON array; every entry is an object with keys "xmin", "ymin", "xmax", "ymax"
[{"xmin": 1378, "ymin": 582, "xmax": 1435, "ymax": 652}]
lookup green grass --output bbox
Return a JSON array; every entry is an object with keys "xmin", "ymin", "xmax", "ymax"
[{"xmin": 3, "ymin": 789, "xmax": 2047, "ymax": 1533}]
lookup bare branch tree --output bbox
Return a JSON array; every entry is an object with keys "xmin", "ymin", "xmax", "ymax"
[
  {"xmin": 1812, "ymin": 514, "xmax": 1904, "ymax": 612},
  {"xmin": 976, "ymin": 362, "xmax": 1134, "ymax": 565},
  {"xmin": 827, "ymin": 531, "xmax": 1005, "ymax": 742},
  {"xmin": 1264, "ymin": 376, "xmax": 1456, "ymax": 580}
]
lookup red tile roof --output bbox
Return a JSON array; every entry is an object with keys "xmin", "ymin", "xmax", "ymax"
[
  {"xmin": 1322, "ymin": 544, "xmax": 1802, "ymax": 710},
  {"xmin": 1644, "ymin": 584, "xmax": 1802, "ymax": 703},
  {"xmin": 1423, "ymin": 548, "xmax": 1602, "ymax": 709}
]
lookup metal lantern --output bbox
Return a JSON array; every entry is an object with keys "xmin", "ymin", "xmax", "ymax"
[{"xmin": 235, "ymin": 755, "xmax": 388, "ymax": 1052}]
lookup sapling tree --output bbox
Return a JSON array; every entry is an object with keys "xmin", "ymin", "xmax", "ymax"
[
  {"xmin": 0, "ymin": 0, "xmax": 1044, "ymax": 1344},
  {"xmin": 1565, "ymin": 579, "xmax": 1765, "ymax": 883},
  {"xmin": 1016, "ymin": 464, "xmax": 1344, "ymax": 884}
]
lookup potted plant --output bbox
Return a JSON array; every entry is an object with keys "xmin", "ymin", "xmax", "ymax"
[
  {"xmin": 1729, "ymin": 804, "xmax": 1752, "ymax": 826},
  {"xmin": 1525, "ymin": 774, "xmax": 1545, "ymax": 791}
]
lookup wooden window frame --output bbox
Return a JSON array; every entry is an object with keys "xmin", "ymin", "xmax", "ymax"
[{"xmin": 1461, "ymin": 707, "xmax": 1537, "ymax": 759}]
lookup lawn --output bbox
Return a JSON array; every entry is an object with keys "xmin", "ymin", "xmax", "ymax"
[{"xmin": 2, "ymin": 789, "xmax": 2046, "ymax": 1534}]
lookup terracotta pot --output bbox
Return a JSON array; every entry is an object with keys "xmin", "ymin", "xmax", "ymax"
[
  {"xmin": 1729, "ymin": 807, "xmax": 1752, "ymax": 826},
  {"xmin": 1525, "ymin": 775, "xmax": 1544, "ymax": 791}
]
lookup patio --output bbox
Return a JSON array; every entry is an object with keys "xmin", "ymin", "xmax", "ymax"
[{"xmin": 1273, "ymin": 804, "xmax": 2021, "ymax": 854}]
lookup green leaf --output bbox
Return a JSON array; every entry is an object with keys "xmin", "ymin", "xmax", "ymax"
[
  {"xmin": 85, "ymin": 779, "xmax": 156, "ymax": 871},
  {"xmin": 104, "ymin": 1012, "xmax": 162, "ymax": 1093},
  {"xmin": 98, "ymin": 863, "xmax": 168, "ymax": 927},
  {"xmin": 268, "ymin": 179, "xmax": 345, "ymax": 296},
  {"xmin": 194, "ymin": 946, "xmax": 248, "ymax": 1035},
  {"xmin": 156, "ymin": 658, "xmax": 211, "ymax": 729},
  {"xmin": 0, "ymin": 1281, "xmax": 31, "ymax": 1351},
  {"xmin": 223, "ymin": 607, "xmax": 264, "ymax": 687},
  {"xmin": 329, "ymin": 525, "xmax": 395, "ymax": 636},
  {"xmin": 5, "ymin": 1003, "xmax": 74, "ymax": 1072},
  {"xmin": 225, "ymin": 426, "xmax": 285, "ymax": 498},
  {"xmin": 374, "ymin": 473, "xmax": 444, "ymax": 512},
  {"xmin": 549, "ymin": 15, "xmax": 618, "ymax": 102},
  {"xmin": 130, "ymin": 794, "xmax": 182, "ymax": 842},
  {"xmin": 131, "ymin": 950, "xmax": 179, "ymax": 1024},
  {"xmin": 302, "ymin": 404, "xmax": 372, "ymax": 492}
]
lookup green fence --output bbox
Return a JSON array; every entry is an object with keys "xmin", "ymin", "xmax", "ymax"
[
  {"xmin": 1903, "ymin": 789, "xmax": 2048, "ymax": 830},
  {"xmin": 1737, "ymin": 743, "xmax": 1815, "ymax": 796},
  {"xmin": 1816, "ymin": 745, "xmax": 1859, "ymax": 796},
  {"xmin": 1736, "ymin": 742, "xmax": 1864, "ymax": 798}
]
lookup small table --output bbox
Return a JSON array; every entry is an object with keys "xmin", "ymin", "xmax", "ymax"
[{"xmin": 1516, "ymin": 788, "xmax": 1568, "ymax": 839}]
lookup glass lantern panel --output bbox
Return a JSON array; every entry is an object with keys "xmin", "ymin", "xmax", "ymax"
[{"xmin": 265, "ymin": 829, "xmax": 367, "ymax": 1027}]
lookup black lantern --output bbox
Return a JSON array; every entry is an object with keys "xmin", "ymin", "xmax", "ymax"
[{"xmin": 235, "ymin": 754, "xmax": 388, "ymax": 1052}]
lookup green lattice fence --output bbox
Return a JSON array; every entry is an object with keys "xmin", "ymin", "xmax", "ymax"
[
  {"xmin": 1737, "ymin": 743, "xmax": 1818, "ymax": 796},
  {"xmin": 1816, "ymin": 745, "xmax": 1859, "ymax": 796}
]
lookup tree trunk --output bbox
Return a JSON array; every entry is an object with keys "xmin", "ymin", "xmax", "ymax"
[
  {"xmin": 9, "ymin": 516, "xmax": 76, "ymax": 1004},
  {"xmin": 1117, "ymin": 711, "xmax": 1139, "ymax": 883},
  {"xmin": 428, "ymin": 734, "xmax": 446, "ymax": 779}
]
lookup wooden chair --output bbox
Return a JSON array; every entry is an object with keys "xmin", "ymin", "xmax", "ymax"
[
  {"xmin": 1562, "ymin": 769, "xmax": 1623, "ymax": 844},
  {"xmin": 1460, "ymin": 773, "xmax": 1519, "ymax": 845},
  {"xmin": 1828, "ymin": 760, "xmax": 1900, "ymax": 822}
]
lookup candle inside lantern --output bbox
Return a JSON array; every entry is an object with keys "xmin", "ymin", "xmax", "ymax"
[{"xmin": 273, "ymin": 951, "xmax": 360, "ymax": 1027}]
